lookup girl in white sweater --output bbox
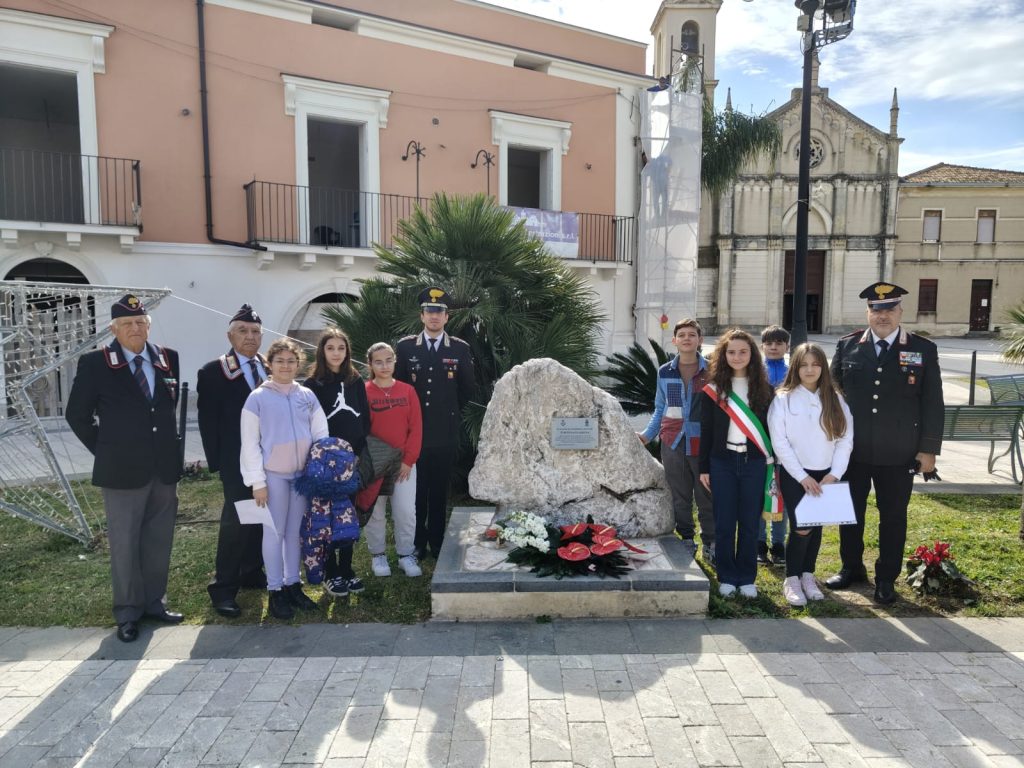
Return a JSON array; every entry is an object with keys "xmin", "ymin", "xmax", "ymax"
[
  {"xmin": 767, "ymin": 343, "xmax": 853, "ymax": 607},
  {"xmin": 240, "ymin": 339, "xmax": 328, "ymax": 620}
]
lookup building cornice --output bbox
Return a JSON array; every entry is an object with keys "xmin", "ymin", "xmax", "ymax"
[
  {"xmin": 205, "ymin": 0, "xmax": 651, "ymax": 90},
  {"xmin": 0, "ymin": 8, "xmax": 113, "ymax": 38}
]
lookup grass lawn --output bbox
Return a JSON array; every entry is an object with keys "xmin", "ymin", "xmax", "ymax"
[
  {"xmin": 0, "ymin": 477, "xmax": 433, "ymax": 628},
  {"xmin": 1, "ymin": 480, "xmax": 1021, "ymax": 626},
  {"xmin": 703, "ymin": 492, "xmax": 1024, "ymax": 619}
]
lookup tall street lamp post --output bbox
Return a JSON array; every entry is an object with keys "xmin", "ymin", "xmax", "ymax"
[{"xmin": 790, "ymin": 0, "xmax": 855, "ymax": 348}]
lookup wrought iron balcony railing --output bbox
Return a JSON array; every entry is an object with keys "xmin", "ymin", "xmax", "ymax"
[
  {"xmin": 244, "ymin": 180, "xmax": 635, "ymax": 263},
  {"xmin": 0, "ymin": 147, "xmax": 142, "ymax": 228}
]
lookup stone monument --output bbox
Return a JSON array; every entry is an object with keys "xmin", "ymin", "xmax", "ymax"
[{"xmin": 468, "ymin": 358, "xmax": 673, "ymax": 537}]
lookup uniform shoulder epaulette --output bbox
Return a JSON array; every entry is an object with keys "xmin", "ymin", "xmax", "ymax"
[
  {"xmin": 905, "ymin": 330, "xmax": 937, "ymax": 347},
  {"xmin": 447, "ymin": 334, "xmax": 470, "ymax": 347},
  {"xmin": 839, "ymin": 329, "xmax": 864, "ymax": 340},
  {"xmin": 398, "ymin": 334, "xmax": 418, "ymax": 343}
]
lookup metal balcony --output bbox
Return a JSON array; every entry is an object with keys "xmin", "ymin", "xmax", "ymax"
[
  {"xmin": 0, "ymin": 147, "xmax": 142, "ymax": 229},
  {"xmin": 244, "ymin": 180, "xmax": 635, "ymax": 263}
]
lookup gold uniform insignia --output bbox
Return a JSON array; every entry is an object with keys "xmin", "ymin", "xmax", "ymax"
[
  {"xmin": 874, "ymin": 284, "xmax": 895, "ymax": 299},
  {"xmin": 429, "ymin": 288, "xmax": 444, "ymax": 302}
]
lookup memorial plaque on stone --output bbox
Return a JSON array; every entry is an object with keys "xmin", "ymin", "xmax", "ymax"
[{"xmin": 551, "ymin": 417, "xmax": 598, "ymax": 450}]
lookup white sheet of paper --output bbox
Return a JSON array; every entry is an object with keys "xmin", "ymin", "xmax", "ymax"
[
  {"xmin": 234, "ymin": 499, "xmax": 276, "ymax": 533},
  {"xmin": 794, "ymin": 482, "xmax": 856, "ymax": 527}
]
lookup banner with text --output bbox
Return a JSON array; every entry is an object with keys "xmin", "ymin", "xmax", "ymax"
[{"xmin": 509, "ymin": 207, "xmax": 579, "ymax": 259}]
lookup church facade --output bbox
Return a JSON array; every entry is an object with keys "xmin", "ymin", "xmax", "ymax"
[{"xmin": 652, "ymin": 0, "xmax": 902, "ymax": 335}]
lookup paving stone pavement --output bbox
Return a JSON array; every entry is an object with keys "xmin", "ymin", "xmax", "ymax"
[{"xmin": 1, "ymin": 619, "xmax": 1023, "ymax": 767}]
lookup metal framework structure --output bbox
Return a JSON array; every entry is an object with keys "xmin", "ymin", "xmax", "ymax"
[{"xmin": 0, "ymin": 280, "xmax": 170, "ymax": 543}]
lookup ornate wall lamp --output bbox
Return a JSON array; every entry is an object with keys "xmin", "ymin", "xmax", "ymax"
[
  {"xmin": 402, "ymin": 140, "xmax": 426, "ymax": 199},
  {"xmin": 471, "ymin": 149, "xmax": 496, "ymax": 197}
]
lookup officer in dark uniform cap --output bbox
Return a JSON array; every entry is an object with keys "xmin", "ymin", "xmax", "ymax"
[
  {"xmin": 66, "ymin": 294, "xmax": 184, "ymax": 642},
  {"xmin": 827, "ymin": 282, "xmax": 944, "ymax": 604},
  {"xmin": 395, "ymin": 287, "xmax": 475, "ymax": 560},
  {"xmin": 197, "ymin": 303, "xmax": 269, "ymax": 618}
]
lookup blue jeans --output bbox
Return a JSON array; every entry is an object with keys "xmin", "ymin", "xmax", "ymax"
[
  {"xmin": 710, "ymin": 453, "xmax": 766, "ymax": 587},
  {"xmin": 758, "ymin": 515, "xmax": 788, "ymax": 546}
]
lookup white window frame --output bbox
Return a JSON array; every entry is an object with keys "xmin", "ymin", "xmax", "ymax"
[
  {"xmin": 976, "ymin": 209, "xmax": 996, "ymax": 244},
  {"xmin": 922, "ymin": 209, "xmax": 942, "ymax": 242},
  {"xmin": 283, "ymin": 75, "xmax": 390, "ymax": 246},
  {"xmin": 490, "ymin": 110, "xmax": 572, "ymax": 210},
  {"xmin": 0, "ymin": 9, "xmax": 112, "ymax": 226}
]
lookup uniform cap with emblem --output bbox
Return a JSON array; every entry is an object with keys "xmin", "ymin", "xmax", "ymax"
[
  {"xmin": 859, "ymin": 282, "xmax": 908, "ymax": 310},
  {"xmin": 111, "ymin": 293, "xmax": 146, "ymax": 319},
  {"xmin": 418, "ymin": 287, "xmax": 451, "ymax": 313},
  {"xmin": 230, "ymin": 303, "xmax": 261, "ymax": 324}
]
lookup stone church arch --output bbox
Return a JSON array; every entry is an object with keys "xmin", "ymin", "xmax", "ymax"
[{"xmin": 782, "ymin": 200, "xmax": 832, "ymax": 236}]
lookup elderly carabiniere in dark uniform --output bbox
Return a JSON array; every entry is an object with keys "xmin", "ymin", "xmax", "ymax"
[
  {"xmin": 828, "ymin": 282, "xmax": 944, "ymax": 604},
  {"xmin": 65, "ymin": 294, "xmax": 184, "ymax": 642},
  {"xmin": 395, "ymin": 287, "xmax": 475, "ymax": 559},
  {"xmin": 197, "ymin": 304, "xmax": 269, "ymax": 618}
]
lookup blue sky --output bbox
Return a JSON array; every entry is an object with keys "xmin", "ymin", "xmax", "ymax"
[{"xmin": 488, "ymin": 0, "xmax": 1024, "ymax": 175}]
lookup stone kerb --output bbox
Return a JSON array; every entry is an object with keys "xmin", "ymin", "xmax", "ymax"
[{"xmin": 467, "ymin": 357, "xmax": 672, "ymax": 537}]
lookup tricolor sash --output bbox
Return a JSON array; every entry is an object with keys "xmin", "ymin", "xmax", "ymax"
[{"xmin": 702, "ymin": 382, "xmax": 783, "ymax": 522}]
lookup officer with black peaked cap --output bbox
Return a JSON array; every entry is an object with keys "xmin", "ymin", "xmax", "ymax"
[
  {"xmin": 827, "ymin": 282, "xmax": 944, "ymax": 604},
  {"xmin": 395, "ymin": 287, "xmax": 476, "ymax": 560}
]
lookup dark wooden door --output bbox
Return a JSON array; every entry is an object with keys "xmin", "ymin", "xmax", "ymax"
[
  {"xmin": 783, "ymin": 250, "xmax": 825, "ymax": 332},
  {"xmin": 969, "ymin": 280, "xmax": 992, "ymax": 331}
]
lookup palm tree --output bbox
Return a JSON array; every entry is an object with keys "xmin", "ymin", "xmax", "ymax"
[
  {"xmin": 701, "ymin": 96, "xmax": 781, "ymax": 197},
  {"xmin": 603, "ymin": 338, "xmax": 672, "ymax": 417},
  {"xmin": 322, "ymin": 192, "xmax": 605, "ymax": 449},
  {"xmin": 999, "ymin": 301, "xmax": 1024, "ymax": 540}
]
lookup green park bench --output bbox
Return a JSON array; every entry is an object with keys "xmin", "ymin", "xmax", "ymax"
[
  {"xmin": 986, "ymin": 373, "xmax": 1024, "ymax": 406},
  {"xmin": 942, "ymin": 404, "xmax": 1024, "ymax": 483}
]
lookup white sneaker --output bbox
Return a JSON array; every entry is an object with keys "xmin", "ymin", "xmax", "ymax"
[
  {"xmin": 739, "ymin": 584, "xmax": 758, "ymax": 599},
  {"xmin": 371, "ymin": 554, "xmax": 391, "ymax": 577},
  {"xmin": 398, "ymin": 555, "xmax": 423, "ymax": 577},
  {"xmin": 801, "ymin": 573, "xmax": 825, "ymax": 601},
  {"xmin": 718, "ymin": 583, "xmax": 737, "ymax": 597},
  {"xmin": 783, "ymin": 576, "xmax": 807, "ymax": 606}
]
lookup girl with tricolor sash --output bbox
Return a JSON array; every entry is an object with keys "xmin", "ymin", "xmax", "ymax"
[
  {"xmin": 767, "ymin": 343, "xmax": 853, "ymax": 607},
  {"xmin": 699, "ymin": 329, "xmax": 779, "ymax": 598}
]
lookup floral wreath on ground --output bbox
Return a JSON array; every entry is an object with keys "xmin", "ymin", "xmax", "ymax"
[
  {"xmin": 485, "ymin": 511, "xmax": 646, "ymax": 579},
  {"xmin": 904, "ymin": 540, "xmax": 975, "ymax": 597}
]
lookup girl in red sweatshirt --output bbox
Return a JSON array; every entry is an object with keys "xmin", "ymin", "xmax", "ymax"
[{"xmin": 360, "ymin": 342, "xmax": 423, "ymax": 578}]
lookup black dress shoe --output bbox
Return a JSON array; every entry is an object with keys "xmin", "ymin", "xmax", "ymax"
[
  {"xmin": 757, "ymin": 541, "xmax": 770, "ymax": 565},
  {"xmin": 414, "ymin": 547, "xmax": 432, "ymax": 561},
  {"xmin": 873, "ymin": 580, "xmax": 897, "ymax": 605},
  {"xmin": 146, "ymin": 608, "xmax": 184, "ymax": 624},
  {"xmin": 212, "ymin": 599, "xmax": 241, "ymax": 618},
  {"xmin": 824, "ymin": 568, "xmax": 869, "ymax": 590},
  {"xmin": 116, "ymin": 621, "xmax": 139, "ymax": 643}
]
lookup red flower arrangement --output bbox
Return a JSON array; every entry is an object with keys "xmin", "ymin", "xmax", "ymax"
[
  {"xmin": 905, "ymin": 540, "xmax": 974, "ymax": 596},
  {"xmin": 502, "ymin": 515, "xmax": 647, "ymax": 579}
]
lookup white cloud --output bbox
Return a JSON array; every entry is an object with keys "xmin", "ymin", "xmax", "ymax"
[{"xmin": 900, "ymin": 144, "xmax": 1024, "ymax": 176}]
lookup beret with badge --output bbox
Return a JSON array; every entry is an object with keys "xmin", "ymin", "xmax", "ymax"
[
  {"xmin": 111, "ymin": 294, "xmax": 146, "ymax": 319},
  {"xmin": 230, "ymin": 303, "xmax": 261, "ymax": 324}
]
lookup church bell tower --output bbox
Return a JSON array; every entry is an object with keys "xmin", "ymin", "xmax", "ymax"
[{"xmin": 649, "ymin": 0, "xmax": 723, "ymax": 100}]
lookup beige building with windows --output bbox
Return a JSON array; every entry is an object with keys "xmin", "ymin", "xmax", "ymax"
[{"xmin": 894, "ymin": 164, "xmax": 1024, "ymax": 336}]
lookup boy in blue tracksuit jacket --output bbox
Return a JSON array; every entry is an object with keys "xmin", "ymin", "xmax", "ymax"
[
  {"xmin": 637, "ymin": 319, "xmax": 714, "ymax": 561},
  {"xmin": 759, "ymin": 325, "xmax": 790, "ymax": 565}
]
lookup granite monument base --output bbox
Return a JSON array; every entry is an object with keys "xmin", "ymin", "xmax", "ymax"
[{"xmin": 431, "ymin": 507, "xmax": 710, "ymax": 621}]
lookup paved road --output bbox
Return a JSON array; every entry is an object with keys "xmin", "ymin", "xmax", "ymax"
[{"xmin": 1, "ymin": 619, "xmax": 1023, "ymax": 767}]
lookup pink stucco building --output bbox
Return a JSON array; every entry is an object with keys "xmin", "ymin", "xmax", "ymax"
[{"xmin": 0, "ymin": 0, "xmax": 651, "ymax": 384}]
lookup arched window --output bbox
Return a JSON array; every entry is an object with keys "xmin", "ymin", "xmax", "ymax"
[{"xmin": 680, "ymin": 21, "xmax": 700, "ymax": 57}]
